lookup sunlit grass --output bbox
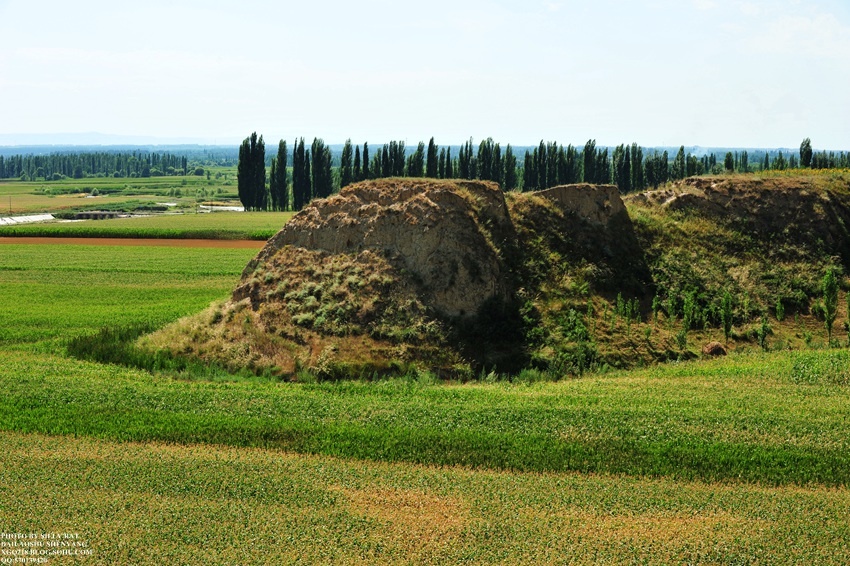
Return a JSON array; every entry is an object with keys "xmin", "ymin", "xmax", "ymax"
[
  {"xmin": 1, "ymin": 348, "xmax": 848, "ymax": 486},
  {"xmin": 1, "ymin": 430, "xmax": 848, "ymax": 565},
  {"xmin": 0, "ymin": 243, "xmax": 256, "ymax": 349},
  {"xmin": 2, "ymin": 228, "xmax": 850, "ymax": 562}
]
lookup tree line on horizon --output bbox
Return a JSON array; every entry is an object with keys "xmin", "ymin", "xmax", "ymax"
[
  {"xmin": 0, "ymin": 151, "xmax": 191, "ymax": 180},
  {"xmin": 236, "ymin": 133, "xmax": 850, "ymax": 212},
  {"xmin": 1, "ymin": 137, "xmax": 844, "ymax": 211}
]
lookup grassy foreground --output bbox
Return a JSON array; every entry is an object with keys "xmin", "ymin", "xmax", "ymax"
[
  {"xmin": 2, "ymin": 430, "xmax": 848, "ymax": 564},
  {"xmin": 2, "ymin": 349, "xmax": 849, "ymax": 487},
  {"xmin": 2, "ymin": 241, "xmax": 850, "ymax": 562}
]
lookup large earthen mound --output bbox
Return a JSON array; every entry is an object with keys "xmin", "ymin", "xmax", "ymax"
[
  {"xmin": 145, "ymin": 178, "xmax": 650, "ymax": 377},
  {"xmin": 242, "ymin": 178, "xmax": 516, "ymax": 318}
]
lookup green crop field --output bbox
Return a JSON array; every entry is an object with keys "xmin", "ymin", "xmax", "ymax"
[
  {"xmin": 0, "ymin": 171, "xmax": 238, "ymax": 215},
  {"xmin": 1, "ymin": 242, "xmax": 849, "ymax": 563},
  {"xmin": 0, "ymin": 211, "xmax": 291, "ymax": 240},
  {"xmin": 0, "ymin": 243, "xmax": 257, "ymax": 350},
  {"xmin": 2, "ymin": 430, "xmax": 848, "ymax": 564}
]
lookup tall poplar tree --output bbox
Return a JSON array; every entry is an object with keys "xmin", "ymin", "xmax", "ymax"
[
  {"xmin": 269, "ymin": 158, "xmax": 278, "ymax": 210},
  {"xmin": 408, "ymin": 141, "xmax": 425, "ymax": 177},
  {"xmin": 672, "ymin": 146, "xmax": 686, "ymax": 180},
  {"xmin": 582, "ymin": 140, "xmax": 597, "ymax": 184},
  {"xmin": 504, "ymin": 145, "xmax": 517, "ymax": 191},
  {"xmin": 800, "ymin": 138, "xmax": 813, "ymax": 168},
  {"xmin": 546, "ymin": 142, "xmax": 558, "ymax": 188},
  {"xmin": 537, "ymin": 141, "xmax": 548, "ymax": 189},
  {"xmin": 362, "ymin": 143, "xmax": 370, "ymax": 180},
  {"xmin": 493, "ymin": 143, "xmax": 503, "ymax": 188},
  {"xmin": 292, "ymin": 138, "xmax": 311, "ymax": 211},
  {"xmin": 426, "ymin": 137, "xmax": 438, "ymax": 178},
  {"xmin": 630, "ymin": 143, "xmax": 644, "ymax": 190},
  {"xmin": 237, "ymin": 132, "xmax": 266, "ymax": 211},
  {"xmin": 523, "ymin": 151, "xmax": 536, "ymax": 191},
  {"xmin": 739, "ymin": 150, "xmax": 749, "ymax": 173},
  {"xmin": 269, "ymin": 139, "xmax": 288, "ymax": 211},
  {"xmin": 340, "ymin": 139, "xmax": 354, "ymax": 188},
  {"xmin": 353, "ymin": 145, "xmax": 361, "ymax": 182},
  {"xmin": 311, "ymin": 138, "xmax": 332, "ymax": 198}
]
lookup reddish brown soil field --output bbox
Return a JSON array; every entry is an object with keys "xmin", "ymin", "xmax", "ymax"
[{"xmin": 0, "ymin": 237, "xmax": 265, "ymax": 249}]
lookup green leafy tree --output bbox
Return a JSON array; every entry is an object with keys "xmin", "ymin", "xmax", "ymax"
[
  {"xmin": 292, "ymin": 138, "xmax": 310, "ymax": 211},
  {"xmin": 724, "ymin": 152, "xmax": 734, "ymax": 172},
  {"xmin": 757, "ymin": 314, "xmax": 770, "ymax": 351},
  {"xmin": 237, "ymin": 132, "xmax": 266, "ymax": 211},
  {"xmin": 311, "ymin": 138, "xmax": 333, "ymax": 198},
  {"xmin": 362, "ymin": 143, "xmax": 370, "ymax": 180},
  {"xmin": 652, "ymin": 294, "xmax": 661, "ymax": 324},
  {"xmin": 672, "ymin": 146, "xmax": 686, "ymax": 180},
  {"xmin": 800, "ymin": 138, "xmax": 813, "ymax": 168},
  {"xmin": 426, "ymin": 137, "xmax": 438, "ymax": 178},
  {"xmin": 546, "ymin": 141, "xmax": 558, "ymax": 187},
  {"xmin": 269, "ymin": 158, "xmax": 278, "ymax": 209},
  {"xmin": 720, "ymin": 291, "xmax": 733, "ymax": 343},
  {"xmin": 269, "ymin": 140, "xmax": 288, "ymax": 211},
  {"xmin": 535, "ymin": 141, "xmax": 548, "ymax": 187},
  {"xmin": 613, "ymin": 144, "xmax": 632, "ymax": 193},
  {"xmin": 630, "ymin": 143, "xmax": 644, "ymax": 190},
  {"xmin": 846, "ymin": 292, "xmax": 850, "ymax": 344},
  {"xmin": 353, "ymin": 145, "xmax": 361, "ymax": 182},
  {"xmin": 504, "ymin": 144, "xmax": 518, "ymax": 191},
  {"xmin": 594, "ymin": 147, "xmax": 611, "ymax": 184},
  {"xmin": 823, "ymin": 268, "xmax": 839, "ymax": 344},
  {"xmin": 340, "ymin": 139, "xmax": 353, "ymax": 188},
  {"xmin": 523, "ymin": 150, "xmax": 536, "ymax": 191},
  {"xmin": 407, "ymin": 141, "xmax": 425, "ymax": 177},
  {"xmin": 493, "ymin": 143, "xmax": 503, "ymax": 187},
  {"xmin": 582, "ymin": 140, "xmax": 596, "ymax": 183},
  {"xmin": 459, "ymin": 139, "xmax": 476, "ymax": 179},
  {"xmin": 477, "ymin": 138, "xmax": 494, "ymax": 181}
]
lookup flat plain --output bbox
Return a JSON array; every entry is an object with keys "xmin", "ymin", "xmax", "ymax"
[{"xmin": 1, "ymin": 240, "xmax": 849, "ymax": 563}]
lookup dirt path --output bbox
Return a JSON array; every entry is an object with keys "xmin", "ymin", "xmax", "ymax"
[{"xmin": 0, "ymin": 237, "xmax": 265, "ymax": 249}]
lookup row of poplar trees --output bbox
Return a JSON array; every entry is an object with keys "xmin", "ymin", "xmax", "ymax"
[
  {"xmin": 238, "ymin": 134, "xmax": 841, "ymax": 212},
  {"xmin": 237, "ymin": 133, "xmax": 335, "ymax": 212},
  {"xmin": 238, "ymin": 134, "xmax": 665, "ymax": 212}
]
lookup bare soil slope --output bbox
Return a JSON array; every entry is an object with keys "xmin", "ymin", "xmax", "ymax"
[{"xmin": 145, "ymin": 179, "xmax": 643, "ymax": 377}]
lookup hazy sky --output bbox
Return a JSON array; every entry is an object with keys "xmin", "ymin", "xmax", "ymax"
[{"xmin": 1, "ymin": 0, "xmax": 848, "ymax": 148}]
